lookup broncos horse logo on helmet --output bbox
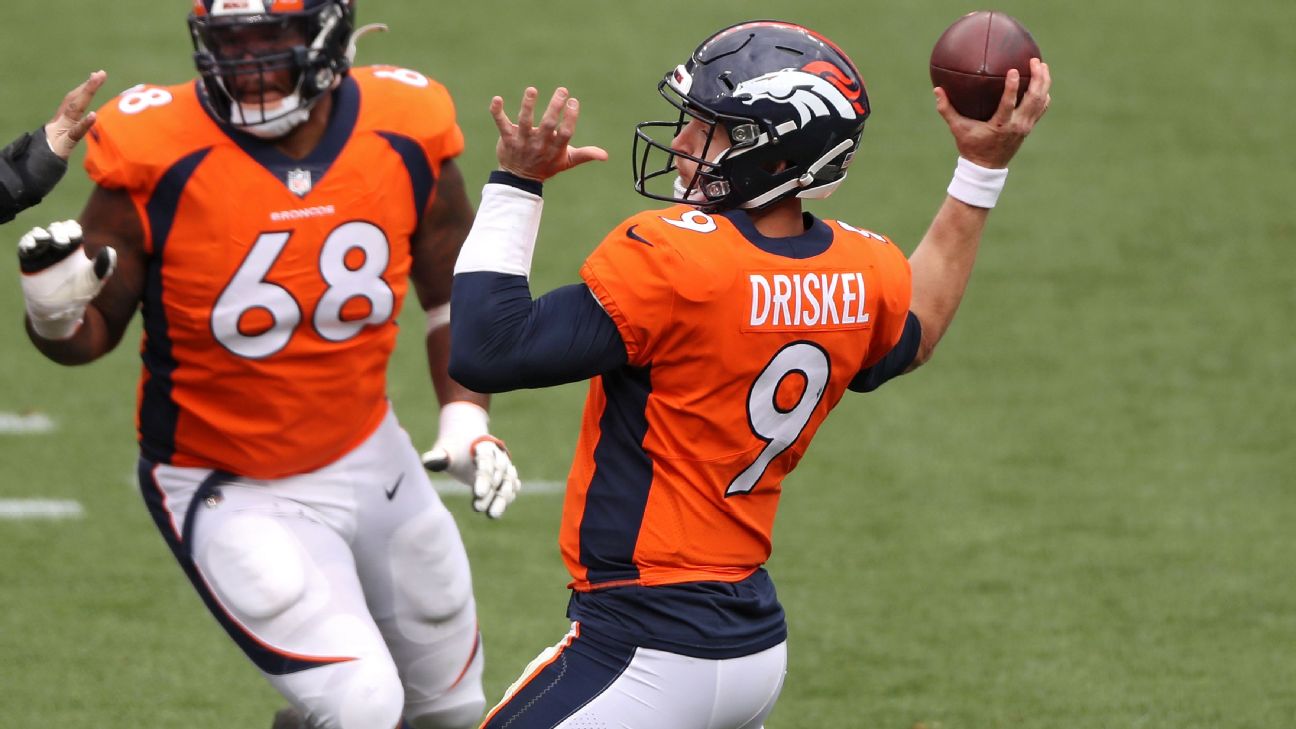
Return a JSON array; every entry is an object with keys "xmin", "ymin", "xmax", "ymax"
[
  {"xmin": 633, "ymin": 20, "xmax": 871, "ymax": 211},
  {"xmin": 188, "ymin": 0, "xmax": 358, "ymax": 138},
  {"xmin": 731, "ymin": 69, "xmax": 862, "ymax": 127}
]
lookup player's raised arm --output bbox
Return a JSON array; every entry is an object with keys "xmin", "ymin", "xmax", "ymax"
[
  {"xmin": 446, "ymin": 88, "xmax": 623, "ymax": 384},
  {"xmin": 0, "ymin": 71, "xmax": 107, "ymax": 224},
  {"xmin": 44, "ymin": 71, "xmax": 108, "ymax": 160},
  {"xmin": 906, "ymin": 57, "xmax": 1052, "ymax": 370}
]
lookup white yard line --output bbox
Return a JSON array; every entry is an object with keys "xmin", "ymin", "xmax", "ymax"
[
  {"xmin": 0, "ymin": 499, "xmax": 84, "ymax": 520},
  {"xmin": 430, "ymin": 479, "xmax": 565, "ymax": 496},
  {"xmin": 0, "ymin": 412, "xmax": 56, "ymax": 435},
  {"xmin": 120, "ymin": 472, "xmax": 566, "ymax": 496}
]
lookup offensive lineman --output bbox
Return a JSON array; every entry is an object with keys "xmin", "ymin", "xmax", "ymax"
[{"xmin": 14, "ymin": 2, "xmax": 519, "ymax": 728}]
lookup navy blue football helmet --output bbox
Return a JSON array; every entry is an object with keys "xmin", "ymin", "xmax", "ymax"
[
  {"xmin": 633, "ymin": 20, "xmax": 871, "ymax": 211},
  {"xmin": 189, "ymin": 0, "xmax": 355, "ymax": 134}
]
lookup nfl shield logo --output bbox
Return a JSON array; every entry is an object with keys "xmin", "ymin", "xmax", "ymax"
[{"xmin": 286, "ymin": 168, "xmax": 312, "ymax": 197}]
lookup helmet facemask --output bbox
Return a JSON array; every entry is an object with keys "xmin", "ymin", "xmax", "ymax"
[
  {"xmin": 633, "ymin": 67, "xmax": 774, "ymax": 211},
  {"xmin": 190, "ymin": 1, "xmax": 352, "ymax": 138}
]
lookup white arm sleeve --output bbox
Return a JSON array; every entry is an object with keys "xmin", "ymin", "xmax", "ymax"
[{"xmin": 452, "ymin": 181, "xmax": 544, "ymax": 278}]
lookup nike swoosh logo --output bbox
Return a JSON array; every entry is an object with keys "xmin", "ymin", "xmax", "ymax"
[
  {"xmin": 384, "ymin": 474, "xmax": 404, "ymax": 501},
  {"xmin": 626, "ymin": 225, "xmax": 654, "ymax": 246}
]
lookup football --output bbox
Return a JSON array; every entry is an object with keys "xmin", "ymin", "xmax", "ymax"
[{"xmin": 929, "ymin": 11, "xmax": 1041, "ymax": 121}]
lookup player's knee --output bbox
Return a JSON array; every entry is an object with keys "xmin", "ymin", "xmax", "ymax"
[
  {"xmin": 325, "ymin": 659, "xmax": 405, "ymax": 729},
  {"xmin": 405, "ymin": 650, "xmax": 485, "ymax": 729},
  {"xmin": 390, "ymin": 508, "xmax": 473, "ymax": 622},
  {"xmin": 199, "ymin": 513, "xmax": 306, "ymax": 619}
]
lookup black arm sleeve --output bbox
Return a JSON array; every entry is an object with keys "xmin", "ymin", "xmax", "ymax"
[
  {"xmin": 448, "ymin": 271, "xmax": 628, "ymax": 393},
  {"xmin": 0, "ymin": 128, "xmax": 68, "ymax": 224},
  {"xmin": 848, "ymin": 312, "xmax": 922, "ymax": 393}
]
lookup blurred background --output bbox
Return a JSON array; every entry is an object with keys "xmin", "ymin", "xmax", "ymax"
[{"xmin": 1, "ymin": 1, "xmax": 1293, "ymax": 726}]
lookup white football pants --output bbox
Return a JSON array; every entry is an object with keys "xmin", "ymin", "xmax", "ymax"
[
  {"xmin": 138, "ymin": 405, "xmax": 485, "ymax": 729},
  {"xmin": 482, "ymin": 623, "xmax": 787, "ymax": 729}
]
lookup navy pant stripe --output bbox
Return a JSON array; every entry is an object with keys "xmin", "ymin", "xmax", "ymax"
[
  {"xmin": 483, "ymin": 629, "xmax": 636, "ymax": 728},
  {"xmin": 137, "ymin": 459, "xmax": 353, "ymax": 676}
]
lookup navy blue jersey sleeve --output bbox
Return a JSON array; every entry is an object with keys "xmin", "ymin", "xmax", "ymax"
[
  {"xmin": 449, "ymin": 271, "xmax": 628, "ymax": 393},
  {"xmin": 848, "ymin": 311, "xmax": 922, "ymax": 393}
]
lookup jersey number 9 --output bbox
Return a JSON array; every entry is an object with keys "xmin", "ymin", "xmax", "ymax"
[{"xmin": 727, "ymin": 341, "xmax": 830, "ymax": 495}]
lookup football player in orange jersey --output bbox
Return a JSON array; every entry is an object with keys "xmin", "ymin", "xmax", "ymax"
[
  {"xmin": 446, "ymin": 20, "xmax": 1050, "ymax": 729},
  {"xmin": 14, "ymin": 2, "xmax": 520, "ymax": 728}
]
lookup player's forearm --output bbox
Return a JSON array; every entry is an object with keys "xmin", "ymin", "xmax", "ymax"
[
  {"xmin": 425, "ymin": 322, "xmax": 489, "ymax": 408},
  {"xmin": 906, "ymin": 196, "xmax": 989, "ymax": 368},
  {"xmin": 25, "ymin": 302, "xmax": 115, "ymax": 366}
]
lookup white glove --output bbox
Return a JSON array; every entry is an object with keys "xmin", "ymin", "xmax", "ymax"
[
  {"xmin": 18, "ymin": 220, "xmax": 116, "ymax": 340},
  {"xmin": 421, "ymin": 401, "xmax": 521, "ymax": 519}
]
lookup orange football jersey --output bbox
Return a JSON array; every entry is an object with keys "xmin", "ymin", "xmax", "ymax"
[
  {"xmin": 564, "ymin": 206, "xmax": 911, "ymax": 590},
  {"xmin": 84, "ymin": 66, "xmax": 463, "ymax": 478}
]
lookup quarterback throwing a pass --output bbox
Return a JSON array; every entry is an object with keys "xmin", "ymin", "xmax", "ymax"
[
  {"xmin": 448, "ymin": 20, "xmax": 1049, "ymax": 729},
  {"xmin": 15, "ymin": 1, "xmax": 519, "ymax": 728}
]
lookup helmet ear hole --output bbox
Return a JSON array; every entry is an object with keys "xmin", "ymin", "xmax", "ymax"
[{"xmin": 729, "ymin": 123, "xmax": 760, "ymax": 145}]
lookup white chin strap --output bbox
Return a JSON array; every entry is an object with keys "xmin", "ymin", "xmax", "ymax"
[
  {"xmin": 672, "ymin": 175, "xmax": 707, "ymax": 202},
  {"xmin": 231, "ymin": 92, "xmax": 311, "ymax": 139},
  {"xmin": 674, "ymin": 144, "xmax": 733, "ymax": 204},
  {"xmin": 739, "ymin": 138, "xmax": 857, "ymax": 209}
]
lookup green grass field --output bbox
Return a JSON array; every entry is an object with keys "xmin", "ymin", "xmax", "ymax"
[{"xmin": 2, "ymin": 1, "xmax": 1294, "ymax": 727}]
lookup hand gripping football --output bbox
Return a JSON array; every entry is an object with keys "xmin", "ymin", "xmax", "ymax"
[{"xmin": 930, "ymin": 11, "xmax": 1042, "ymax": 122}]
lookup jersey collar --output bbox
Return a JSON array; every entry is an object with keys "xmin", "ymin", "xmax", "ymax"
[
  {"xmin": 719, "ymin": 209, "xmax": 834, "ymax": 259},
  {"xmin": 199, "ymin": 75, "xmax": 361, "ymax": 196}
]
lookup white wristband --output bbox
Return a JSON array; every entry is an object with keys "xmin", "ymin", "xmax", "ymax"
[
  {"xmin": 439, "ymin": 400, "xmax": 489, "ymax": 440},
  {"xmin": 27, "ymin": 312, "xmax": 84, "ymax": 340},
  {"xmin": 453, "ymin": 181, "xmax": 543, "ymax": 277},
  {"xmin": 947, "ymin": 157, "xmax": 1009, "ymax": 209},
  {"xmin": 425, "ymin": 302, "xmax": 451, "ymax": 334}
]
